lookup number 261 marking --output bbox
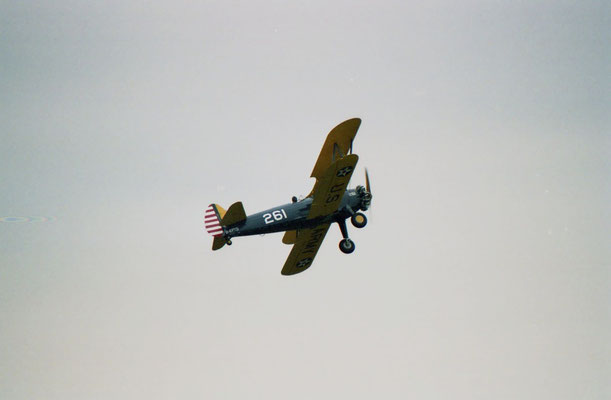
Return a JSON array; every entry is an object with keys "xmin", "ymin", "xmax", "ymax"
[{"xmin": 263, "ymin": 209, "xmax": 287, "ymax": 224}]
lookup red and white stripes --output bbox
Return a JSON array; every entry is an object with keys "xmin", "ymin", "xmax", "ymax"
[{"xmin": 204, "ymin": 205, "xmax": 223, "ymax": 237}]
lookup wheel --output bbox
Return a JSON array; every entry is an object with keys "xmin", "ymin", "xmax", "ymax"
[
  {"xmin": 339, "ymin": 238, "xmax": 355, "ymax": 254},
  {"xmin": 226, "ymin": 239, "xmax": 232, "ymax": 246},
  {"xmin": 351, "ymin": 212, "xmax": 367, "ymax": 228}
]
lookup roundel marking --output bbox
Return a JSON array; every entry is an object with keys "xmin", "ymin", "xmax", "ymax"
[
  {"xmin": 296, "ymin": 258, "xmax": 313, "ymax": 269},
  {"xmin": 336, "ymin": 166, "xmax": 353, "ymax": 177}
]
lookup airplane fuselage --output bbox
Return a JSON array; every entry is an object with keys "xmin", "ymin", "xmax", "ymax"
[{"xmin": 224, "ymin": 189, "xmax": 365, "ymax": 238}]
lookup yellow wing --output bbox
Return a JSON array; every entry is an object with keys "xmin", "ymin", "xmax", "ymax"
[
  {"xmin": 308, "ymin": 154, "xmax": 358, "ymax": 219},
  {"xmin": 282, "ymin": 230, "xmax": 297, "ymax": 244},
  {"xmin": 310, "ymin": 118, "xmax": 361, "ymax": 180},
  {"xmin": 281, "ymin": 154, "xmax": 359, "ymax": 275},
  {"xmin": 281, "ymin": 119, "xmax": 361, "ymax": 275},
  {"xmin": 281, "ymin": 224, "xmax": 331, "ymax": 275}
]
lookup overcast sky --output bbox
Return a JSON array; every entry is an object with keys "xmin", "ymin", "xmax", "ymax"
[{"xmin": 1, "ymin": 1, "xmax": 609, "ymax": 399}]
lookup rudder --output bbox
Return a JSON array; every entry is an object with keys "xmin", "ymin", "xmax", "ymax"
[
  {"xmin": 205, "ymin": 204, "xmax": 226, "ymax": 237},
  {"xmin": 205, "ymin": 202, "xmax": 246, "ymax": 251}
]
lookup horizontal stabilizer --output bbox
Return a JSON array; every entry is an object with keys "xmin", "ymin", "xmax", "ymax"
[
  {"xmin": 212, "ymin": 236, "xmax": 228, "ymax": 250},
  {"xmin": 221, "ymin": 201, "xmax": 247, "ymax": 226}
]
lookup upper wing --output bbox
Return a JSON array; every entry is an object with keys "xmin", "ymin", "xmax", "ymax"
[
  {"xmin": 281, "ymin": 224, "xmax": 331, "ymax": 275},
  {"xmin": 310, "ymin": 118, "xmax": 361, "ymax": 180},
  {"xmin": 307, "ymin": 154, "xmax": 358, "ymax": 219}
]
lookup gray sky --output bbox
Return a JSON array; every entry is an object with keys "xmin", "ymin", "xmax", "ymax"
[{"xmin": 1, "ymin": 1, "xmax": 609, "ymax": 399}]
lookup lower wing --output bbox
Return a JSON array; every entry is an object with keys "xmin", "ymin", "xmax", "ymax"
[{"xmin": 281, "ymin": 224, "xmax": 331, "ymax": 275}]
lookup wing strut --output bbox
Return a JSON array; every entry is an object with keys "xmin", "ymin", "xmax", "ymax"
[{"xmin": 332, "ymin": 143, "xmax": 345, "ymax": 162}]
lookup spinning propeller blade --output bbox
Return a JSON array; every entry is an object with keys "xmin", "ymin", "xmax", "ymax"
[{"xmin": 363, "ymin": 168, "xmax": 373, "ymax": 218}]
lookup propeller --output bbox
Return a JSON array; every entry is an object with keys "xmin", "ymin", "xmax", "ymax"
[{"xmin": 359, "ymin": 168, "xmax": 372, "ymax": 213}]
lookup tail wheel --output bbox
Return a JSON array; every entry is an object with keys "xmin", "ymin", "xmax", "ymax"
[
  {"xmin": 351, "ymin": 212, "xmax": 367, "ymax": 228},
  {"xmin": 339, "ymin": 238, "xmax": 355, "ymax": 254}
]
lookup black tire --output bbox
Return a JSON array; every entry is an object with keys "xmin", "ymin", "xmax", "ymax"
[
  {"xmin": 339, "ymin": 238, "xmax": 355, "ymax": 254},
  {"xmin": 351, "ymin": 212, "xmax": 367, "ymax": 228}
]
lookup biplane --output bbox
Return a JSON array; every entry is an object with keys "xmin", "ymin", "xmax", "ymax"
[{"xmin": 204, "ymin": 118, "xmax": 372, "ymax": 275}]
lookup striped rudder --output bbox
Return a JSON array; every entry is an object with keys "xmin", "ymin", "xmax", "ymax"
[{"xmin": 204, "ymin": 204, "xmax": 225, "ymax": 237}]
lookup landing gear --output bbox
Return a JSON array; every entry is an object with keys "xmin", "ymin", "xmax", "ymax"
[
  {"xmin": 339, "ymin": 238, "xmax": 355, "ymax": 254},
  {"xmin": 226, "ymin": 239, "xmax": 232, "ymax": 246},
  {"xmin": 337, "ymin": 219, "xmax": 355, "ymax": 254},
  {"xmin": 350, "ymin": 212, "xmax": 367, "ymax": 228}
]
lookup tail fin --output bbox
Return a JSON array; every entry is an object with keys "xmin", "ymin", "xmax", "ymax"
[
  {"xmin": 205, "ymin": 202, "xmax": 247, "ymax": 251},
  {"xmin": 206, "ymin": 204, "xmax": 228, "ymax": 251},
  {"xmin": 205, "ymin": 203, "xmax": 225, "ymax": 236}
]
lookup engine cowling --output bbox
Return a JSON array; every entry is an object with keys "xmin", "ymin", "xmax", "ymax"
[{"xmin": 356, "ymin": 185, "xmax": 372, "ymax": 210}]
